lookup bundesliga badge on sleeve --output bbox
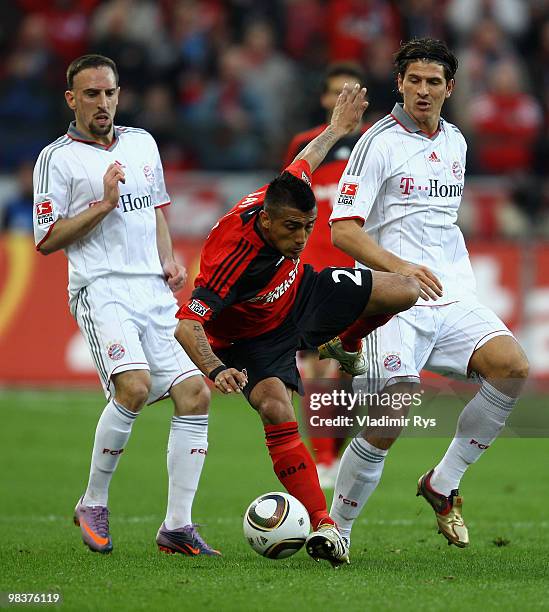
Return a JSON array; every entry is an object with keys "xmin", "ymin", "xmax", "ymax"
[{"xmin": 337, "ymin": 183, "xmax": 358, "ymax": 206}]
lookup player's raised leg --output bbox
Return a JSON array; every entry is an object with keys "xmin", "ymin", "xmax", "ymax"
[
  {"xmin": 156, "ymin": 375, "xmax": 221, "ymax": 556},
  {"xmin": 319, "ymin": 271, "xmax": 419, "ymax": 375},
  {"xmin": 75, "ymin": 369, "xmax": 150, "ymax": 553},
  {"xmin": 422, "ymin": 335, "xmax": 529, "ymax": 546}
]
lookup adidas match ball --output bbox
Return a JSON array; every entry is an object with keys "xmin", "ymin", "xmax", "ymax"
[{"xmin": 243, "ymin": 492, "xmax": 310, "ymax": 559}]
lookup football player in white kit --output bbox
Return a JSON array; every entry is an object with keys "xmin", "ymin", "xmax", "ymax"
[
  {"xmin": 328, "ymin": 39, "xmax": 529, "ymax": 550},
  {"xmin": 33, "ymin": 55, "xmax": 220, "ymax": 556}
]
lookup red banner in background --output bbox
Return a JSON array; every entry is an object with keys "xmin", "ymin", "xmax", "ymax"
[
  {"xmin": 0, "ymin": 235, "xmax": 202, "ymax": 386},
  {"xmin": 0, "ymin": 236, "xmax": 548, "ymax": 385}
]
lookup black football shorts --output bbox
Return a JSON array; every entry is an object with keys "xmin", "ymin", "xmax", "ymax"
[{"xmin": 216, "ymin": 265, "xmax": 372, "ymax": 399}]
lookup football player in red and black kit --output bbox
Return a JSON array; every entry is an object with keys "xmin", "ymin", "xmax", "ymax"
[
  {"xmin": 175, "ymin": 84, "xmax": 420, "ymax": 567},
  {"xmin": 283, "ymin": 63, "xmax": 370, "ymax": 488}
]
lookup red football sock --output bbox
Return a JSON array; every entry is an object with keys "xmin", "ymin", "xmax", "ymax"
[
  {"xmin": 310, "ymin": 437, "xmax": 337, "ymax": 466},
  {"xmin": 264, "ymin": 422, "xmax": 334, "ymax": 530},
  {"xmin": 340, "ymin": 314, "xmax": 394, "ymax": 352}
]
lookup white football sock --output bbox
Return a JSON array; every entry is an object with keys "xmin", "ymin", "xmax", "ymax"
[
  {"xmin": 164, "ymin": 414, "xmax": 209, "ymax": 530},
  {"xmin": 83, "ymin": 399, "xmax": 137, "ymax": 506},
  {"xmin": 330, "ymin": 437, "xmax": 387, "ymax": 544},
  {"xmin": 430, "ymin": 379, "xmax": 517, "ymax": 496}
]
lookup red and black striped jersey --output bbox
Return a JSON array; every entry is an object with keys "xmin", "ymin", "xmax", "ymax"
[
  {"xmin": 176, "ymin": 160, "xmax": 312, "ymax": 349},
  {"xmin": 283, "ymin": 125, "xmax": 369, "ymax": 270}
]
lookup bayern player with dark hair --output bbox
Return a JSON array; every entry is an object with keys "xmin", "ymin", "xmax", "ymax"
[
  {"xmin": 329, "ymin": 38, "xmax": 529, "ymax": 550},
  {"xmin": 33, "ymin": 54, "xmax": 219, "ymax": 557},
  {"xmin": 174, "ymin": 83, "xmax": 420, "ymax": 567},
  {"xmin": 283, "ymin": 63, "xmax": 372, "ymax": 488}
]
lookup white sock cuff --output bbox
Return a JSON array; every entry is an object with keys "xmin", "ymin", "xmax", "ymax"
[
  {"xmin": 111, "ymin": 399, "xmax": 138, "ymax": 424},
  {"xmin": 171, "ymin": 414, "xmax": 209, "ymax": 433},
  {"xmin": 349, "ymin": 437, "xmax": 388, "ymax": 463},
  {"xmin": 479, "ymin": 379, "xmax": 517, "ymax": 416}
]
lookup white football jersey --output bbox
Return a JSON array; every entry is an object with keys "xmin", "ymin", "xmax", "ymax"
[
  {"xmin": 330, "ymin": 103, "xmax": 475, "ymax": 305},
  {"xmin": 33, "ymin": 123, "xmax": 169, "ymax": 305}
]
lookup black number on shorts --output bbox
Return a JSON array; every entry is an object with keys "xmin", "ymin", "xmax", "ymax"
[{"xmin": 331, "ymin": 269, "xmax": 362, "ymax": 286}]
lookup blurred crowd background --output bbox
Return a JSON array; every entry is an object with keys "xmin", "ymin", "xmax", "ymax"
[
  {"xmin": 2, "ymin": 0, "xmax": 549, "ymax": 383},
  {"xmin": 0, "ymin": 0, "xmax": 547, "ymax": 234}
]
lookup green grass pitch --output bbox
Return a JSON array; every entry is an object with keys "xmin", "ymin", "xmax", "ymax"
[{"xmin": 1, "ymin": 389, "xmax": 548, "ymax": 611}]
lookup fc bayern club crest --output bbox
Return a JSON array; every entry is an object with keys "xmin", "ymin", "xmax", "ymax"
[
  {"xmin": 143, "ymin": 164, "xmax": 155, "ymax": 185},
  {"xmin": 107, "ymin": 343, "xmax": 125, "ymax": 361},
  {"xmin": 452, "ymin": 161, "xmax": 463, "ymax": 181},
  {"xmin": 383, "ymin": 354, "xmax": 401, "ymax": 372}
]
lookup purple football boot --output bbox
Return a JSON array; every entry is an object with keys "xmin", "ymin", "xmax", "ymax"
[
  {"xmin": 73, "ymin": 496, "xmax": 113, "ymax": 554},
  {"xmin": 156, "ymin": 523, "xmax": 221, "ymax": 556}
]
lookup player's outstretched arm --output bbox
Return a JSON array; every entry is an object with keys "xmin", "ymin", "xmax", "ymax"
[
  {"xmin": 175, "ymin": 319, "xmax": 247, "ymax": 393},
  {"xmin": 38, "ymin": 163, "xmax": 124, "ymax": 254},
  {"xmin": 332, "ymin": 218, "xmax": 443, "ymax": 301},
  {"xmin": 293, "ymin": 83, "xmax": 368, "ymax": 173}
]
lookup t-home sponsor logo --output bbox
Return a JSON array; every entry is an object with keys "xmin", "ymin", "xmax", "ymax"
[
  {"xmin": 119, "ymin": 193, "xmax": 153, "ymax": 213},
  {"xmin": 399, "ymin": 176, "xmax": 463, "ymax": 198}
]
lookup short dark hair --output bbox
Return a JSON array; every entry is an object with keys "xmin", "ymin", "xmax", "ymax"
[
  {"xmin": 322, "ymin": 62, "xmax": 365, "ymax": 93},
  {"xmin": 66, "ymin": 54, "xmax": 119, "ymax": 89},
  {"xmin": 265, "ymin": 172, "xmax": 316, "ymax": 215},
  {"xmin": 394, "ymin": 38, "xmax": 458, "ymax": 83}
]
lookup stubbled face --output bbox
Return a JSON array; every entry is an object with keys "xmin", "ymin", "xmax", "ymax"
[
  {"xmin": 397, "ymin": 61, "xmax": 453, "ymax": 133},
  {"xmin": 65, "ymin": 66, "xmax": 119, "ymax": 143},
  {"xmin": 259, "ymin": 206, "xmax": 317, "ymax": 259},
  {"xmin": 321, "ymin": 74, "xmax": 362, "ymax": 121}
]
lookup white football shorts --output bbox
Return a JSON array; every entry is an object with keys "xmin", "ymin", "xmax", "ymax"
[
  {"xmin": 74, "ymin": 274, "xmax": 200, "ymax": 403},
  {"xmin": 359, "ymin": 297, "xmax": 514, "ymax": 391}
]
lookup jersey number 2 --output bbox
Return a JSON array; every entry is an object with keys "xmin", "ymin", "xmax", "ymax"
[{"xmin": 331, "ymin": 269, "xmax": 362, "ymax": 286}]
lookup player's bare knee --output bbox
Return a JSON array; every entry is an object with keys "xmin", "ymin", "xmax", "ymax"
[
  {"xmin": 173, "ymin": 376, "xmax": 210, "ymax": 416},
  {"xmin": 501, "ymin": 353, "xmax": 530, "ymax": 381},
  {"xmin": 396, "ymin": 275, "xmax": 420, "ymax": 311},
  {"xmin": 485, "ymin": 348, "xmax": 529, "ymax": 382},
  {"xmin": 116, "ymin": 383, "xmax": 149, "ymax": 412},
  {"xmin": 113, "ymin": 372, "xmax": 151, "ymax": 412},
  {"xmin": 257, "ymin": 397, "xmax": 295, "ymax": 425}
]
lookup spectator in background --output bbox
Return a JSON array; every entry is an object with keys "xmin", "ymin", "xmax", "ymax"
[
  {"xmin": 136, "ymin": 84, "xmax": 196, "ymax": 170},
  {"xmin": 91, "ymin": 0, "xmax": 165, "ymax": 55},
  {"xmin": 446, "ymin": 0, "xmax": 530, "ymax": 40},
  {"xmin": 470, "ymin": 58, "xmax": 543, "ymax": 223},
  {"xmin": 284, "ymin": 0, "xmax": 326, "ymax": 62},
  {"xmin": 470, "ymin": 59, "xmax": 542, "ymax": 174},
  {"xmin": 183, "ymin": 46, "xmax": 267, "ymax": 170},
  {"xmin": 241, "ymin": 20, "xmax": 300, "ymax": 165},
  {"xmin": 0, "ymin": 160, "xmax": 34, "ymax": 233},
  {"xmin": 401, "ymin": 0, "xmax": 449, "ymax": 41},
  {"xmin": 90, "ymin": 0, "xmax": 152, "ymax": 90},
  {"xmin": 362, "ymin": 36, "xmax": 399, "ymax": 121},
  {"xmin": 0, "ymin": 16, "xmax": 57, "ymax": 169},
  {"xmin": 41, "ymin": 0, "xmax": 92, "ymax": 69},
  {"xmin": 449, "ymin": 19, "xmax": 517, "ymax": 129},
  {"xmin": 168, "ymin": 0, "xmax": 228, "ymax": 72},
  {"xmin": 325, "ymin": 0, "xmax": 401, "ymax": 63}
]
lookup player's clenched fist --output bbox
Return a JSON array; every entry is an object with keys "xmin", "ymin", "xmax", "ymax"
[
  {"xmin": 102, "ymin": 162, "xmax": 126, "ymax": 210},
  {"xmin": 163, "ymin": 260, "xmax": 187, "ymax": 293},
  {"xmin": 213, "ymin": 367, "xmax": 248, "ymax": 394}
]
